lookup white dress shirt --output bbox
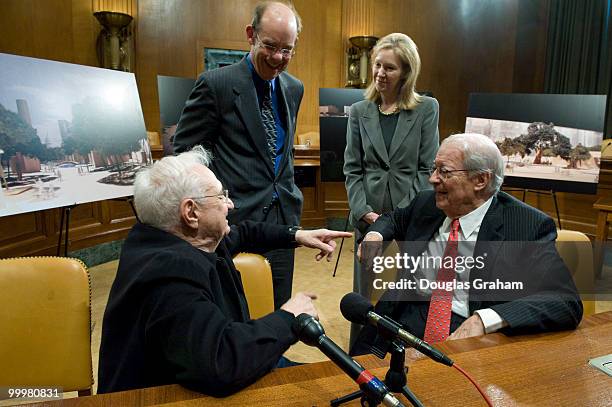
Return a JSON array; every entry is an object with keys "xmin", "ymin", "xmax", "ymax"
[{"xmin": 367, "ymin": 195, "xmax": 508, "ymax": 333}]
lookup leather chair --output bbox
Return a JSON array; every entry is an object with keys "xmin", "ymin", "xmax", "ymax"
[
  {"xmin": 555, "ymin": 230, "xmax": 596, "ymax": 316},
  {"xmin": 233, "ymin": 253, "xmax": 274, "ymax": 318},
  {"xmin": 0, "ymin": 257, "xmax": 93, "ymax": 396}
]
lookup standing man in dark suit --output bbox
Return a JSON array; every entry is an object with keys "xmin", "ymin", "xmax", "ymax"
[
  {"xmin": 173, "ymin": 1, "xmax": 304, "ymax": 308},
  {"xmin": 352, "ymin": 133, "xmax": 583, "ymax": 355}
]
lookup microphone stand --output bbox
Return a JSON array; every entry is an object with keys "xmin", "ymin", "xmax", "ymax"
[{"xmin": 330, "ymin": 341, "xmax": 424, "ymax": 407}]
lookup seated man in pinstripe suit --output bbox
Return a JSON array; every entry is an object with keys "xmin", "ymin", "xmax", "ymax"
[{"xmin": 351, "ymin": 133, "xmax": 582, "ymax": 355}]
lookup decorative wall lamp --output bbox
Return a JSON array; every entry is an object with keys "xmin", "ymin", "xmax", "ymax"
[
  {"xmin": 94, "ymin": 11, "xmax": 133, "ymax": 71},
  {"xmin": 345, "ymin": 35, "xmax": 378, "ymax": 88}
]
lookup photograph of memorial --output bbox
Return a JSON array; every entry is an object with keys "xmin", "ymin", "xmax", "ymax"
[
  {"xmin": 0, "ymin": 52, "xmax": 150, "ymax": 218},
  {"xmin": 466, "ymin": 93, "xmax": 606, "ymax": 194},
  {"xmin": 465, "ymin": 117, "xmax": 602, "ymax": 182}
]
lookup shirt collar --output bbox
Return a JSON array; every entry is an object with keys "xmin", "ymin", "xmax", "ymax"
[
  {"xmin": 246, "ymin": 54, "xmax": 276, "ymax": 91},
  {"xmin": 441, "ymin": 195, "xmax": 495, "ymax": 239}
]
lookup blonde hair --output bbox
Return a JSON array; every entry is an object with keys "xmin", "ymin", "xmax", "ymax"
[{"xmin": 364, "ymin": 33, "xmax": 422, "ymax": 110}]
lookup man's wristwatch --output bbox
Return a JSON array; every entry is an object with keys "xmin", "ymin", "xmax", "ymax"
[{"xmin": 288, "ymin": 226, "xmax": 302, "ymax": 244}]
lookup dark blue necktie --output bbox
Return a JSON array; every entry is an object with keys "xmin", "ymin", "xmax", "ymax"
[{"xmin": 261, "ymin": 82, "xmax": 277, "ymax": 167}]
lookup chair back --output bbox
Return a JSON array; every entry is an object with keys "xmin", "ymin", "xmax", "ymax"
[
  {"xmin": 0, "ymin": 257, "xmax": 93, "ymax": 395},
  {"xmin": 555, "ymin": 230, "xmax": 596, "ymax": 316},
  {"xmin": 233, "ymin": 253, "xmax": 275, "ymax": 318}
]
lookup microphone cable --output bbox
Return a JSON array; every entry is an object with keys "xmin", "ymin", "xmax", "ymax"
[{"xmin": 452, "ymin": 362, "xmax": 494, "ymax": 407}]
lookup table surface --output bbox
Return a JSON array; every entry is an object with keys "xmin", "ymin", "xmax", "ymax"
[
  {"xmin": 22, "ymin": 311, "xmax": 612, "ymax": 407},
  {"xmin": 594, "ymin": 196, "xmax": 612, "ymax": 210}
]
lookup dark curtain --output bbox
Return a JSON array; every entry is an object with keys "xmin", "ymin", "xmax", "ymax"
[{"xmin": 545, "ymin": 0, "xmax": 612, "ymax": 136}]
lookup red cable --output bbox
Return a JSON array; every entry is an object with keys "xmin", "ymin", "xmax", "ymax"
[{"xmin": 452, "ymin": 362, "xmax": 494, "ymax": 407}]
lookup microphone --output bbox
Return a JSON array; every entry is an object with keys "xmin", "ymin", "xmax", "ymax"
[
  {"xmin": 340, "ymin": 293, "xmax": 453, "ymax": 367},
  {"xmin": 292, "ymin": 314, "xmax": 404, "ymax": 407}
]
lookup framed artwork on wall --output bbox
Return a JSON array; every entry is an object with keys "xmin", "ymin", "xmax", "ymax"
[{"xmin": 196, "ymin": 40, "xmax": 249, "ymax": 73}]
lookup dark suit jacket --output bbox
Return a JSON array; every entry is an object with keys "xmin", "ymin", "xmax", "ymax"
[
  {"xmin": 173, "ymin": 58, "xmax": 304, "ymax": 225},
  {"xmin": 366, "ymin": 190, "xmax": 583, "ymax": 339},
  {"xmin": 98, "ymin": 221, "xmax": 298, "ymax": 396}
]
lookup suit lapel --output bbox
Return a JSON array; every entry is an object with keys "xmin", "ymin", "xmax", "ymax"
[
  {"xmin": 362, "ymin": 102, "xmax": 389, "ymax": 164},
  {"xmin": 276, "ymin": 73, "xmax": 294, "ymax": 178},
  {"xmin": 233, "ymin": 59, "xmax": 275, "ymax": 177},
  {"xmin": 470, "ymin": 195, "xmax": 504, "ymax": 311},
  {"xmin": 388, "ymin": 109, "xmax": 417, "ymax": 161}
]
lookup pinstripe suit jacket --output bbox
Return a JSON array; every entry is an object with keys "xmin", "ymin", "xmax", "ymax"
[
  {"xmin": 368, "ymin": 190, "xmax": 583, "ymax": 336},
  {"xmin": 173, "ymin": 58, "xmax": 304, "ymax": 225}
]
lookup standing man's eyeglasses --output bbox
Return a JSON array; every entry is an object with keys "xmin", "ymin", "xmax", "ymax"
[
  {"xmin": 255, "ymin": 34, "xmax": 295, "ymax": 58},
  {"xmin": 188, "ymin": 189, "xmax": 230, "ymax": 203}
]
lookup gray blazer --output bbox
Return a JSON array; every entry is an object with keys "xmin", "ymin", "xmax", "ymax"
[
  {"xmin": 173, "ymin": 58, "xmax": 304, "ymax": 225},
  {"xmin": 343, "ymin": 97, "xmax": 439, "ymax": 230}
]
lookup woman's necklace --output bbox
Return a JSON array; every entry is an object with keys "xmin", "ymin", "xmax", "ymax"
[{"xmin": 378, "ymin": 103, "xmax": 399, "ymax": 115}]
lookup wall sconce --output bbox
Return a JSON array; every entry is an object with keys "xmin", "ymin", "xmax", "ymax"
[
  {"xmin": 94, "ymin": 11, "xmax": 133, "ymax": 71},
  {"xmin": 345, "ymin": 35, "xmax": 378, "ymax": 88}
]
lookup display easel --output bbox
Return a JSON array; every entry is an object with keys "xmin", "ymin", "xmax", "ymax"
[
  {"xmin": 56, "ymin": 204, "xmax": 77, "ymax": 257},
  {"xmin": 55, "ymin": 197, "xmax": 139, "ymax": 257},
  {"xmin": 504, "ymin": 187, "xmax": 562, "ymax": 229},
  {"xmin": 112, "ymin": 196, "xmax": 140, "ymax": 223},
  {"xmin": 332, "ymin": 214, "xmax": 350, "ymax": 277}
]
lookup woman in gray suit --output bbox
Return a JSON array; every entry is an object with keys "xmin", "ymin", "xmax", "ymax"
[{"xmin": 344, "ymin": 33, "xmax": 439, "ymax": 330}]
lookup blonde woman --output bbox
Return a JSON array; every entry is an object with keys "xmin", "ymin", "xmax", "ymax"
[{"xmin": 344, "ymin": 33, "xmax": 439, "ymax": 342}]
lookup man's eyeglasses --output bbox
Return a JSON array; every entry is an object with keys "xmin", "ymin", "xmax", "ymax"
[
  {"xmin": 429, "ymin": 166, "xmax": 472, "ymax": 181},
  {"xmin": 256, "ymin": 34, "xmax": 295, "ymax": 58},
  {"xmin": 188, "ymin": 189, "xmax": 230, "ymax": 203}
]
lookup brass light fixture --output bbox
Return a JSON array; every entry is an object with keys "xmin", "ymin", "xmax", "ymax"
[
  {"xmin": 94, "ymin": 11, "xmax": 133, "ymax": 71},
  {"xmin": 346, "ymin": 35, "xmax": 378, "ymax": 88}
]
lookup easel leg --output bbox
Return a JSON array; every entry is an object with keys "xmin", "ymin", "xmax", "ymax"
[
  {"xmin": 56, "ymin": 207, "xmax": 65, "ymax": 256},
  {"xmin": 56, "ymin": 205, "xmax": 76, "ymax": 257},
  {"xmin": 551, "ymin": 190, "xmax": 562, "ymax": 229},
  {"xmin": 333, "ymin": 213, "xmax": 351, "ymax": 277}
]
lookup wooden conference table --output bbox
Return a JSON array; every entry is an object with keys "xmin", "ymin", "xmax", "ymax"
[{"xmin": 25, "ymin": 312, "xmax": 612, "ymax": 406}]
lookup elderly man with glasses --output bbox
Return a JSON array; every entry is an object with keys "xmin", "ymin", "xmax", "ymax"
[
  {"xmin": 98, "ymin": 146, "xmax": 351, "ymax": 396},
  {"xmin": 351, "ymin": 133, "xmax": 582, "ymax": 356},
  {"xmin": 173, "ymin": 1, "xmax": 304, "ymax": 311}
]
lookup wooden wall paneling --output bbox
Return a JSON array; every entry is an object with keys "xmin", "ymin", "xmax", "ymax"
[
  {"xmin": 0, "ymin": 1, "xmax": 32, "ymax": 55},
  {"xmin": 108, "ymin": 199, "xmax": 135, "ymax": 223},
  {"xmin": 292, "ymin": 0, "xmax": 343, "ymax": 135},
  {"xmin": 71, "ymin": 0, "xmax": 103, "ymax": 67},
  {"xmin": 135, "ymin": 0, "xmax": 162, "ymax": 134},
  {"xmin": 31, "ymin": 0, "xmax": 75, "ymax": 62}
]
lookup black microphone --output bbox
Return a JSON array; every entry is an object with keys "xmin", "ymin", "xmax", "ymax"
[
  {"xmin": 292, "ymin": 314, "xmax": 405, "ymax": 407},
  {"xmin": 340, "ymin": 292, "xmax": 454, "ymax": 367}
]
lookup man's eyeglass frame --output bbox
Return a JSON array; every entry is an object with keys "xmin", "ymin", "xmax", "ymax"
[
  {"xmin": 187, "ymin": 189, "xmax": 230, "ymax": 203},
  {"xmin": 255, "ymin": 34, "xmax": 295, "ymax": 58},
  {"xmin": 429, "ymin": 166, "xmax": 473, "ymax": 181}
]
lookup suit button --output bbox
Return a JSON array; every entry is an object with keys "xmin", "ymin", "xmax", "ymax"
[{"xmin": 383, "ymin": 164, "xmax": 390, "ymax": 170}]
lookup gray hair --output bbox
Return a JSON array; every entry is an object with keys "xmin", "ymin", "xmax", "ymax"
[
  {"xmin": 442, "ymin": 133, "xmax": 505, "ymax": 194},
  {"xmin": 252, "ymin": 1, "xmax": 302, "ymax": 34},
  {"xmin": 133, "ymin": 145, "xmax": 212, "ymax": 232}
]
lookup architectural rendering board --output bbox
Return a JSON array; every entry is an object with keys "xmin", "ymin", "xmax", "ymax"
[{"xmin": 0, "ymin": 52, "xmax": 150, "ymax": 218}]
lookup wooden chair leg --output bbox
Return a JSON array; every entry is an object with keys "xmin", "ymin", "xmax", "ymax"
[{"xmin": 78, "ymin": 388, "xmax": 92, "ymax": 397}]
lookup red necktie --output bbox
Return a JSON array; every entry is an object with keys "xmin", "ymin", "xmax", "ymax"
[{"xmin": 423, "ymin": 218, "xmax": 460, "ymax": 343}]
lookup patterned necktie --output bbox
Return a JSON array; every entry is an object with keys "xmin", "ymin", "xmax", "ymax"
[
  {"xmin": 423, "ymin": 218, "xmax": 460, "ymax": 343},
  {"xmin": 260, "ymin": 81, "xmax": 277, "ymax": 167}
]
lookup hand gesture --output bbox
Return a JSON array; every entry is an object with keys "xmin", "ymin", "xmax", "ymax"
[{"xmin": 295, "ymin": 229, "xmax": 353, "ymax": 261}]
